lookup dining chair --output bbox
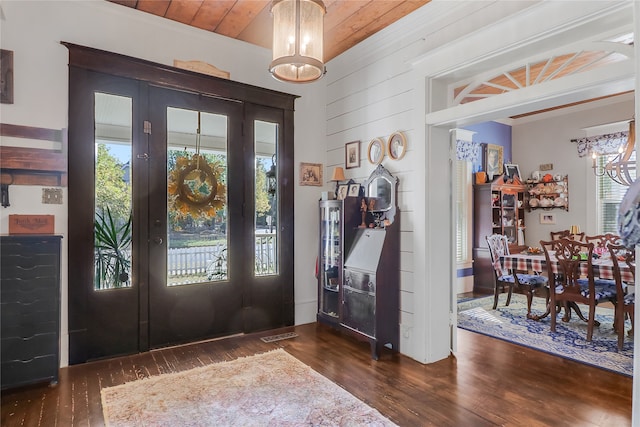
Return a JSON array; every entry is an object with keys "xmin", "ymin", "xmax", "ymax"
[
  {"xmin": 486, "ymin": 234, "xmax": 548, "ymax": 313},
  {"xmin": 540, "ymin": 238, "xmax": 617, "ymax": 341},
  {"xmin": 608, "ymin": 243, "xmax": 635, "ymax": 350},
  {"xmin": 550, "ymin": 230, "xmax": 570, "ymax": 240},
  {"xmin": 585, "ymin": 233, "xmax": 622, "ymax": 250},
  {"xmin": 550, "ymin": 230, "xmax": 586, "ymax": 242}
]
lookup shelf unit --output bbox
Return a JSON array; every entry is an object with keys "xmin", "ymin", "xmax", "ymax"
[
  {"xmin": 526, "ymin": 176, "xmax": 569, "ymax": 211},
  {"xmin": 472, "ymin": 180, "xmax": 526, "ymax": 293},
  {"xmin": 317, "ymin": 165, "xmax": 400, "ymax": 359}
]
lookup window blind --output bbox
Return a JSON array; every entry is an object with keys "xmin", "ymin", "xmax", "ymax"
[
  {"xmin": 597, "ymin": 153, "xmax": 636, "ymax": 233},
  {"xmin": 456, "ymin": 160, "xmax": 470, "ymax": 262}
]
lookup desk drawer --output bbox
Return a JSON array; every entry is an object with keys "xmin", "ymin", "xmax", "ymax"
[
  {"xmin": 342, "ymin": 287, "xmax": 376, "ymax": 338},
  {"xmin": 344, "ymin": 268, "xmax": 376, "ymax": 294}
]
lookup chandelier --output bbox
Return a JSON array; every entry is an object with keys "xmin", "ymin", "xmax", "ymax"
[
  {"xmin": 592, "ymin": 119, "xmax": 636, "ymax": 186},
  {"xmin": 269, "ymin": 0, "xmax": 326, "ymax": 83}
]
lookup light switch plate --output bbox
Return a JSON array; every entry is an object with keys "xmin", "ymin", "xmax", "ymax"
[{"xmin": 42, "ymin": 188, "xmax": 63, "ymax": 204}]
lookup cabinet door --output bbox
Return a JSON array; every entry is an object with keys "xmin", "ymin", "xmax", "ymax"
[{"xmin": 318, "ymin": 202, "xmax": 341, "ymax": 318}]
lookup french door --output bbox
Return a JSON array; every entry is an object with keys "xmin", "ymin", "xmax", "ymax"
[
  {"xmin": 67, "ymin": 45, "xmax": 295, "ymax": 363},
  {"xmin": 146, "ymin": 87, "xmax": 247, "ymax": 347}
]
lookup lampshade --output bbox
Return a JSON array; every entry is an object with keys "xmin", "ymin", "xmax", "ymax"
[
  {"xmin": 569, "ymin": 225, "xmax": 580, "ymax": 235},
  {"xmin": 331, "ymin": 166, "xmax": 345, "ymax": 182},
  {"xmin": 270, "ymin": 0, "xmax": 326, "ymax": 83}
]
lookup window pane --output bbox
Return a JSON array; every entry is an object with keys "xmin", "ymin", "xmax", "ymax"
[
  {"xmin": 255, "ymin": 120, "xmax": 278, "ymax": 276},
  {"xmin": 167, "ymin": 107, "xmax": 228, "ymax": 285},
  {"xmin": 94, "ymin": 93, "xmax": 133, "ymax": 290},
  {"xmin": 597, "ymin": 152, "xmax": 636, "ymax": 233}
]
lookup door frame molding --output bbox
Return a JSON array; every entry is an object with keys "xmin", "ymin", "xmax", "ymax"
[{"xmin": 65, "ymin": 42, "xmax": 298, "ymax": 364}]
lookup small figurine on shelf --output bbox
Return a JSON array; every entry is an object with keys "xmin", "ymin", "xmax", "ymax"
[
  {"xmin": 360, "ymin": 197, "xmax": 368, "ymax": 228},
  {"xmin": 368, "ymin": 199, "xmax": 377, "ymax": 228},
  {"xmin": 517, "ymin": 219, "xmax": 525, "ymax": 246}
]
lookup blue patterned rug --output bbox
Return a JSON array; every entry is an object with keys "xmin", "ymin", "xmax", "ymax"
[{"xmin": 457, "ymin": 294, "xmax": 633, "ymax": 377}]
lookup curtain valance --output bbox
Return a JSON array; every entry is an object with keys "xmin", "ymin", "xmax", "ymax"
[
  {"xmin": 456, "ymin": 139, "xmax": 482, "ymax": 162},
  {"xmin": 572, "ymin": 131, "xmax": 629, "ymax": 157}
]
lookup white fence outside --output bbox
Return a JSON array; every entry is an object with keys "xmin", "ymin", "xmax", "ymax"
[{"xmin": 167, "ymin": 233, "xmax": 276, "ymax": 279}]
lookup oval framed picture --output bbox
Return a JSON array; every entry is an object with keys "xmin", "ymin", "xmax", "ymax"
[
  {"xmin": 387, "ymin": 131, "xmax": 406, "ymax": 160},
  {"xmin": 367, "ymin": 137, "xmax": 385, "ymax": 165}
]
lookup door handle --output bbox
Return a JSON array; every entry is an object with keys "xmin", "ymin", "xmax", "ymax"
[{"xmin": 154, "ymin": 236, "xmax": 163, "ymax": 245}]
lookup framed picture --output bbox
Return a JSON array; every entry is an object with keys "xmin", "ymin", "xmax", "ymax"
[
  {"xmin": 299, "ymin": 162, "xmax": 322, "ymax": 186},
  {"xmin": 388, "ymin": 131, "xmax": 406, "ymax": 160},
  {"xmin": 367, "ymin": 138, "xmax": 385, "ymax": 165},
  {"xmin": 336, "ymin": 184, "xmax": 349, "ymax": 200},
  {"xmin": 1, "ymin": 49, "xmax": 14, "ymax": 104},
  {"xmin": 348, "ymin": 184, "xmax": 360, "ymax": 197},
  {"xmin": 505, "ymin": 164, "xmax": 521, "ymax": 180},
  {"xmin": 540, "ymin": 213, "xmax": 556, "ymax": 225},
  {"xmin": 345, "ymin": 140, "xmax": 360, "ymax": 169},
  {"xmin": 485, "ymin": 144, "xmax": 503, "ymax": 178}
]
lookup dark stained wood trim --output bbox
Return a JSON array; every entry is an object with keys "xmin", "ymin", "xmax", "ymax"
[
  {"xmin": 0, "ymin": 123, "xmax": 65, "ymax": 143},
  {"xmin": 61, "ymin": 42, "xmax": 299, "ymax": 111},
  {"xmin": 0, "ymin": 126, "xmax": 68, "ymax": 186}
]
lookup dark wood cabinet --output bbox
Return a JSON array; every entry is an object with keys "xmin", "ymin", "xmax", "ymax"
[
  {"xmin": 317, "ymin": 166, "xmax": 399, "ymax": 359},
  {"xmin": 473, "ymin": 181, "xmax": 526, "ymax": 293},
  {"xmin": 1, "ymin": 235, "xmax": 62, "ymax": 390}
]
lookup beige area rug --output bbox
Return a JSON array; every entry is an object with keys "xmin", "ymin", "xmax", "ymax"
[{"xmin": 101, "ymin": 348, "xmax": 397, "ymax": 426}]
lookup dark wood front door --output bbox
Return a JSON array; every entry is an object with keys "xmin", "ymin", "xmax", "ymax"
[{"xmin": 67, "ymin": 44, "xmax": 295, "ymax": 364}]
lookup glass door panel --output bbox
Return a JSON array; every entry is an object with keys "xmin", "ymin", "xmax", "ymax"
[
  {"xmin": 94, "ymin": 92, "xmax": 133, "ymax": 290},
  {"xmin": 254, "ymin": 120, "xmax": 278, "ymax": 276},
  {"xmin": 166, "ymin": 107, "xmax": 229, "ymax": 286}
]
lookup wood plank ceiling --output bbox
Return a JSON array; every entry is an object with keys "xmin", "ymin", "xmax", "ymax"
[{"xmin": 106, "ymin": 0, "xmax": 431, "ymax": 63}]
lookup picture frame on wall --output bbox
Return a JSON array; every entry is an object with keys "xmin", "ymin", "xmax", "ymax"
[
  {"xmin": 348, "ymin": 184, "xmax": 360, "ymax": 197},
  {"xmin": 0, "ymin": 49, "xmax": 14, "ymax": 104},
  {"xmin": 504, "ymin": 164, "xmax": 521, "ymax": 180},
  {"xmin": 337, "ymin": 184, "xmax": 349, "ymax": 200},
  {"xmin": 387, "ymin": 131, "xmax": 406, "ymax": 160},
  {"xmin": 345, "ymin": 140, "xmax": 360, "ymax": 169},
  {"xmin": 367, "ymin": 138, "xmax": 385, "ymax": 165},
  {"xmin": 484, "ymin": 144, "xmax": 503, "ymax": 178},
  {"xmin": 299, "ymin": 162, "xmax": 323, "ymax": 186},
  {"xmin": 540, "ymin": 213, "xmax": 556, "ymax": 224}
]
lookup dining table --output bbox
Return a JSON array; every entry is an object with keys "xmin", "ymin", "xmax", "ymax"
[{"xmin": 499, "ymin": 251, "xmax": 634, "ymax": 322}]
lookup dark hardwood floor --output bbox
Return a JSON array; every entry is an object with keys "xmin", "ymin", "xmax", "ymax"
[{"xmin": 1, "ymin": 323, "xmax": 632, "ymax": 426}]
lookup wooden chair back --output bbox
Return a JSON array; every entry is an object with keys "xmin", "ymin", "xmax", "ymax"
[
  {"xmin": 485, "ymin": 234, "xmax": 514, "ymax": 309},
  {"xmin": 585, "ymin": 233, "xmax": 622, "ymax": 250},
  {"xmin": 608, "ymin": 243, "xmax": 635, "ymax": 350},
  {"xmin": 551, "ymin": 229, "xmax": 586, "ymax": 241},
  {"xmin": 541, "ymin": 238, "xmax": 593, "ymax": 297},
  {"xmin": 540, "ymin": 238, "xmax": 601, "ymax": 341},
  {"xmin": 549, "ymin": 230, "xmax": 569, "ymax": 240},
  {"xmin": 486, "ymin": 234, "xmax": 510, "ymax": 277}
]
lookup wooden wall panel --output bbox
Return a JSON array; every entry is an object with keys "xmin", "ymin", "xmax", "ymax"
[{"xmin": 0, "ymin": 124, "xmax": 67, "ymax": 186}]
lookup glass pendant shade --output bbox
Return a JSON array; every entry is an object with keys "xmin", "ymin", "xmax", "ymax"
[
  {"xmin": 600, "ymin": 119, "xmax": 636, "ymax": 186},
  {"xmin": 270, "ymin": 0, "xmax": 326, "ymax": 83}
]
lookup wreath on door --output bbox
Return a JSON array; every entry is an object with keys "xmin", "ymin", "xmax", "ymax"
[{"xmin": 168, "ymin": 154, "xmax": 226, "ymax": 219}]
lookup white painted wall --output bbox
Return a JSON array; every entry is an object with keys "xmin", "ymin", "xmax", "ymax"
[
  {"xmin": 0, "ymin": 0, "xmax": 325, "ymax": 366},
  {"xmin": 513, "ymin": 94, "xmax": 635, "ymax": 247}
]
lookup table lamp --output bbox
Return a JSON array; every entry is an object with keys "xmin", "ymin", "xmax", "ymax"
[
  {"xmin": 569, "ymin": 225, "xmax": 580, "ymax": 235},
  {"xmin": 331, "ymin": 167, "xmax": 346, "ymax": 197}
]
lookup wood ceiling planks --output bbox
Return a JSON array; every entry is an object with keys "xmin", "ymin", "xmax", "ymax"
[{"xmin": 106, "ymin": 0, "xmax": 431, "ymax": 62}]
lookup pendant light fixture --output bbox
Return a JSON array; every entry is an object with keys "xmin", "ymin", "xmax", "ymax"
[
  {"xmin": 270, "ymin": 0, "xmax": 326, "ymax": 83},
  {"xmin": 592, "ymin": 119, "xmax": 636, "ymax": 186}
]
